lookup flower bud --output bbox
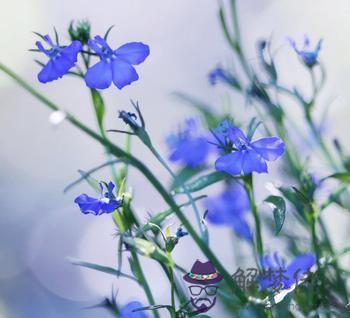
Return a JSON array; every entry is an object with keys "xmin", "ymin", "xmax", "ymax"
[{"xmin": 68, "ymin": 20, "xmax": 91, "ymax": 45}]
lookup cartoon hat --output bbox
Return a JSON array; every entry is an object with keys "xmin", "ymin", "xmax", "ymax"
[{"xmin": 183, "ymin": 260, "xmax": 223, "ymax": 285}]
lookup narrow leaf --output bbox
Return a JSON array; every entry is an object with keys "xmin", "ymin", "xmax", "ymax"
[
  {"xmin": 91, "ymin": 89, "xmax": 105, "ymax": 130},
  {"xmin": 324, "ymin": 172, "xmax": 350, "ymax": 184},
  {"xmin": 173, "ymin": 92, "xmax": 219, "ymax": 128},
  {"xmin": 264, "ymin": 195, "xmax": 286, "ymax": 235},
  {"xmin": 173, "ymin": 171, "xmax": 229, "ymax": 194},
  {"xmin": 170, "ymin": 166, "xmax": 203, "ymax": 190},
  {"xmin": 123, "ymin": 237, "xmax": 172, "ymax": 266},
  {"xmin": 77, "ymin": 169, "xmax": 100, "ymax": 193},
  {"xmin": 67, "ymin": 257, "xmax": 137, "ymax": 281}
]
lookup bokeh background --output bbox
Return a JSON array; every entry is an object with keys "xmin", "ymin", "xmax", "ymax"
[{"xmin": 1, "ymin": 0, "xmax": 350, "ymax": 317}]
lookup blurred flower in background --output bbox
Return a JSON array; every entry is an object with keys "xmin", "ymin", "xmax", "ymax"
[
  {"xmin": 205, "ymin": 181, "xmax": 253, "ymax": 242},
  {"xmin": 167, "ymin": 118, "xmax": 210, "ymax": 168}
]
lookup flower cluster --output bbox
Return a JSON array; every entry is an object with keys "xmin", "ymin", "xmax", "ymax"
[{"xmin": 35, "ymin": 29, "xmax": 149, "ymax": 90}]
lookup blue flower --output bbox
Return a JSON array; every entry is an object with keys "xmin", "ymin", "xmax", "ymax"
[
  {"xmin": 74, "ymin": 181, "xmax": 122, "ymax": 215},
  {"xmin": 167, "ymin": 118, "xmax": 210, "ymax": 168},
  {"xmin": 85, "ymin": 35, "xmax": 150, "ymax": 90},
  {"xmin": 36, "ymin": 35, "xmax": 82, "ymax": 83},
  {"xmin": 288, "ymin": 35, "xmax": 322, "ymax": 67},
  {"xmin": 205, "ymin": 181, "xmax": 252, "ymax": 241},
  {"xmin": 214, "ymin": 122, "xmax": 285, "ymax": 176},
  {"xmin": 208, "ymin": 66, "xmax": 240, "ymax": 89},
  {"xmin": 176, "ymin": 227, "xmax": 188, "ymax": 238},
  {"xmin": 119, "ymin": 301, "xmax": 149, "ymax": 318},
  {"xmin": 259, "ymin": 252, "xmax": 316, "ymax": 291}
]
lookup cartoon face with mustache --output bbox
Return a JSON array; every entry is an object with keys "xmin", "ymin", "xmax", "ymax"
[
  {"xmin": 183, "ymin": 260, "xmax": 223, "ymax": 313},
  {"xmin": 188, "ymin": 284, "xmax": 218, "ymax": 312}
]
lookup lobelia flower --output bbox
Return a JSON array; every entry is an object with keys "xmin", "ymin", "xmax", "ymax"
[
  {"xmin": 208, "ymin": 65, "xmax": 240, "ymax": 89},
  {"xmin": 288, "ymin": 35, "xmax": 322, "ymax": 68},
  {"xmin": 119, "ymin": 301, "xmax": 150, "ymax": 318},
  {"xmin": 204, "ymin": 181, "xmax": 253, "ymax": 242},
  {"xmin": 214, "ymin": 121, "xmax": 285, "ymax": 176},
  {"xmin": 175, "ymin": 227, "xmax": 188, "ymax": 238},
  {"xmin": 259, "ymin": 252, "xmax": 316, "ymax": 291},
  {"xmin": 167, "ymin": 118, "xmax": 210, "ymax": 168},
  {"xmin": 85, "ymin": 35, "xmax": 150, "ymax": 90},
  {"xmin": 36, "ymin": 35, "xmax": 82, "ymax": 83},
  {"xmin": 74, "ymin": 181, "xmax": 122, "ymax": 215}
]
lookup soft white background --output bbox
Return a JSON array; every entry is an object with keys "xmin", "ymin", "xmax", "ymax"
[{"xmin": 1, "ymin": 0, "xmax": 350, "ymax": 317}]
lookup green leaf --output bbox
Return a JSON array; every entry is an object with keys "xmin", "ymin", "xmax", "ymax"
[
  {"xmin": 246, "ymin": 117, "xmax": 261, "ymax": 141},
  {"xmin": 173, "ymin": 92, "xmax": 219, "ymax": 128},
  {"xmin": 91, "ymin": 89, "xmax": 105, "ymax": 130},
  {"xmin": 170, "ymin": 166, "xmax": 203, "ymax": 190},
  {"xmin": 173, "ymin": 171, "xmax": 229, "ymax": 194},
  {"xmin": 324, "ymin": 172, "xmax": 350, "ymax": 183},
  {"xmin": 264, "ymin": 195, "xmax": 286, "ymax": 235},
  {"xmin": 123, "ymin": 237, "xmax": 172, "ymax": 267},
  {"xmin": 136, "ymin": 195, "xmax": 206, "ymax": 236},
  {"xmin": 78, "ymin": 169, "xmax": 100, "ymax": 193},
  {"xmin": 67, "ymin": 257, "xmax": 137, "ymax": 281}
]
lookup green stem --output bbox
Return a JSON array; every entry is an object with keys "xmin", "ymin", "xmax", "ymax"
[
  {"xmin": 131, "ymin": 250, "xmax": 160, "ymax": 318},
  {"xmin": 90, "ymin": 89, "xmax": 119, "ymax": 184},
  {"xmin": 167, "ymin": 251, "xmax": 176, "ymax": 316},
  {"xmin": 244, "ymin": 175, "xmax": 264, "ymax": 259},
  {"xmin": 0, "ymin": 63, "xmax": 248, "ymax": 304},
  {"xmin": 310, "ymin": 205, "xmax": 328, "ymax": 311}
]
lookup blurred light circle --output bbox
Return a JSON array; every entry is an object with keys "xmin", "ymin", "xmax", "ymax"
[
  {"xmin": 26, "ymin": 205, "xmax": 98, "ymax": 301},
  {"xmin": 76, "ymin": 215, "xmax": 122, "ymax": 297}
]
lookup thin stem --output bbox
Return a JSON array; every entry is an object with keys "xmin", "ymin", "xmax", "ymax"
[
  {"xmin": 130, "ymin": 250, "xmax": 160, "ymax": 318},
  {"xmin": 167, "ymin": 251, "xmax": 176, "ymax": 316},
  {"xmin": 244, "ymin": 175, "xmax": 264, "ymax": 260},
  {"xmin": 310, "ymin": 204, "xmax": 328, "ymax": 313},
  {"xmin": 0, "ymin": 63, "xmax": 248, "ymax": 304}
]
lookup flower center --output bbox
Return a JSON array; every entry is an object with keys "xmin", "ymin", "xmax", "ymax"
[{"xmin": 100, "ymin": 197, "xmax": 110, "ymax": 204}]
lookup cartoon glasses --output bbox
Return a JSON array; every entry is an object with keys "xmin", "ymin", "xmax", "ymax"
[{"xmin": 188, "ymin": 285, "xmax": 218, "ymax": 296}]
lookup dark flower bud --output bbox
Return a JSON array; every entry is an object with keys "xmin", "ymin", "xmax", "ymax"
[
  {"xmin": 118, "ymin": 111, "xmax": 140, "ymax": 131},
  {"xmin": 257, "ymin": 39, "xmax": 277, "ymax": 82},
  {"xmin": 68, "ymin": 20, "xmax": 91, "ymax": 45}
]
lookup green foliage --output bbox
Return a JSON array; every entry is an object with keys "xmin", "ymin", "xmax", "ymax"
[{"xmin": 264, "ymin": 195, "xmax": 286, "ymax": 235}]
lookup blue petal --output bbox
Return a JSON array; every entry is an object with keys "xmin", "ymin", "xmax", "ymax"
[
  {"xmin": 242, "ymin": 150, "xmax": 267, "ymax": 174},
  {"xmin": 38, "ymin": 60, "xmax": 59, "ymax": 83},
  {"xmin": 100, "ymin": 199, "xmax": 121, "ymax": 214},
  {"xmin": 231, "ymin": 217, "xmax": 253, "ymax": 242},
  {"xmin": 111, "ymin": 58, "xmax": 139, "ymax": 89},
  {"xmin": 169, "ymin": 137, "xmax": 209, "ymax": 167},
  {"xmin": 215, "ymin": 151, "xmax": 243, "ymax": 176},
  {"xmin": 106, "ymin": 181, "xmax": 115, "ymax": 198},
  {"xmin": 61, "ymin": 40, "xmax": 82, "ymax": 62},
  {"xmin": 85, "ymin": 60, "xmax": 113, "ymax": 89},
  {"xmin": 284, "ymin": 253, "xmax": 315, "ymax": 288},
  {"xmin": 74, "ymin": 194, "xmax": 101, "ymax": 215},
  {"xmin": 119, "ymin": 301, "xmax": 149, "ymax": 318},
  {"xmin": 115, "ymin": 42, "xmax": 150, "ymax": 65},
  {"xmin": 227, "ymin": 127, "xmax": 249, "ymax": 148},
  {"xmin": 251, "ymin": 137, "xmax": 285, "ymax": 161}
]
